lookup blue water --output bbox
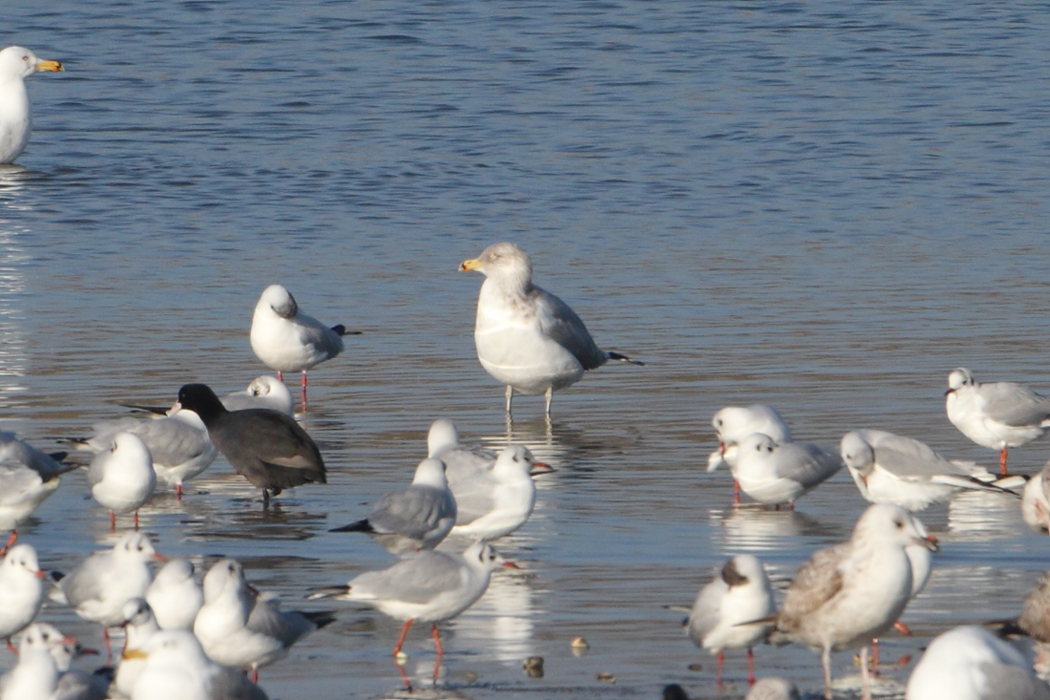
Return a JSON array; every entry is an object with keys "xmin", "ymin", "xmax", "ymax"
[{"xmin": 3, "ymin": 1, "xmax": 1050, "ymax": 698}]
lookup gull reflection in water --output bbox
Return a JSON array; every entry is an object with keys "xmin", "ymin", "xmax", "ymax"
[
  {"xmin": 713, "ymin": 504, "xmax": 833, "ymax": 552},
  {"xmin": 450, "ymin": 567, "xmax": 536, "ymax": 665},
  {"xmin": 947, "ymin": 489, "xmax": 1026, "ymax": 541},
  {"xmin": 0, "ymin": 169, "xmax": 31, "ymax": 409}
]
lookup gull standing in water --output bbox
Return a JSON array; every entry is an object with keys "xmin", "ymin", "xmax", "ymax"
[
  {"xmin": 250, "ymin": 284, "xmax": 353, "ymax": 411},
  {"xmin": 0, "ymin": 624, "xmax": 63, "ymax": 700},
  {"xmin": 0, "ymin": 46, "xmax": 63, "ymax": 165},
  {"xmin": 72, "ymin": 408, "xmax": 214, "ymax": 500},
  {"xmin": 946, "ymin": 367, "xmax": 1050, "ymax": 474},
  {"xmin": 448, "ymin": 445, "xmax": 551, "ymax": 541},
  {"xmin": 309, "ymin": 541, "xmax": 515, "ymax": 662},
  {"xmin": 685, "ymin": 554, "xmax": 774, "ymax": 686},
  {"xmin": 732, "ymin": 433, "xmax": 841, "ymax": 507},
  {"xmin": 87, "ymin": 432, "xmax": 156, "ymax": 531},
  {"xmin": 193, "ymin": 559, "xmax": 333, "ymax": 682},
  {"xmin": 145, "ymin": 559, "xmax": 203, "ymax": 630},
  {"xmin": 905, "ymin": 625, "xmax": 1050, "ymax": 700},
  {"xmin": 51, "ymin": 533, "xmax": 162, "ymax": 663},
  {"xmin": 0, "ymin": 432, "xmax": 74, "ymax": 555},
  {"xmin": 770, "ymin": 504, "xmax": 938, "ymax": 700},
  {"xmin": 129, "ymin": 630, "xmax": 270, "ymax": 700},
  {"xmin": 460, "ymin": 242, "xmax": 642, "ymax": 418},
  {"xmin": 0, "ymin": 544, "xmax": 46, "ymax": 653},
  {"xmin": 329, "ymin": 458, "xmax": 457, "ymax": 554},
  {"xmin": 707, "ymin": 405, "xmax": 792, "ymax": 474},
  {"xmin": 426, "ymin": 419, "xmax": 496, "ymax": 483},
  {"xmin": 840, "ymin": 429, "xmax": 1018, "ymax": 511}
]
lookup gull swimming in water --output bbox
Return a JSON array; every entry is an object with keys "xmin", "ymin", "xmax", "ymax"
[
  {"xmin": 249, "ymin": 284, "xmax": 353, "ymax": 411},
  {"xmin": 840, "ymin": 429, "xmax": 1018, "ymax": 511},
  {"xmin": 0, "ymin": 46, "xmax": 63, "ymax": 165},
  {"xmin": 460, "ymin": 242, "xmax": 642, "ymax": 417},
  {"xmin": 685, "ymin": 554, "xmax": 774, "ymax": 686},
  {"xmin": 770, "ymin": 503, "xmax": 938, "ymax": 700},
  {"xmin": 946, "ymin": 367, "xmax": 1050, "ymax": 474}
]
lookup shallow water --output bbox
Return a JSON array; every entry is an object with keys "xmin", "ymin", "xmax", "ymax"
[{"xmin": 4, "ymin": 1, "xmax": 1050, "ymax": 698}]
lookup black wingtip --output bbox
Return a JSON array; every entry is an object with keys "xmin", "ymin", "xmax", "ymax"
[
  {"xmin": 303, "ymin": 610, "xmax": 338, "ymax": 629},
  {"xmin": 608, "ymin": 351, "xmax": 644, "ymax": 366},
  {"xmin": 329, "ymin": 519, "xmax": 373, "ymax": 534},
  {"xmin": 48, "ymin": 451, "xmax": 68, "ymax": 462},
  {"xmin": 306, "ymin": 585, "xmax": 351, "ymax": 600},
  {"xmin": 331, "ymin": 325, "xmax": 363, "ymax": 337}
]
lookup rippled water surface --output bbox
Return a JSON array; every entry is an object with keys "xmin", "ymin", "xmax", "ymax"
[{"xmin": 4, "ymin": 1, "xmax": 1050, "ymax": 698}]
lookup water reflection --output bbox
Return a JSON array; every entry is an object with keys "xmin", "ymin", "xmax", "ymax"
[
  {"xmin": 451, "ymin": 567, "xmax": 536, "ymax": 665},
  {"xmin": 947, "ymin": 490, "xmax": 1026, "ymax": 540},
  {"xmin": 0, "ymin": 182, "xmax": 28, "ymax": 406},
  {"xmin": 713, "ymin": 504, "xmax": 837, "ymax": 552}
]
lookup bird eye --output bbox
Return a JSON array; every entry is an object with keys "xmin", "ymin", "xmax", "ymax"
[
  {"xmin": 895, "ymin": 519, "xmax": 903, "ymax": 529},
  {"xmin": 22, "ymin": 55, "xmax": 29, "ymax": 61}
]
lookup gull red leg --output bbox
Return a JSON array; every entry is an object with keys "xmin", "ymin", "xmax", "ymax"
[
  {"xmin": 276, "ymin": 371, "xmax": 283, "ymax": 382},
  {"xmin": 431, "ymin": 623, "xmax": 444, "ymax": 658},
  {"xmin": 109, "ymin": 511, "xmax": 116, "ymax": 532},
  {"xmin": 103, "ymin": 627, "xmax": 112, "ymax": 666},
  {"xmin": 5, "ymin": 638, "xmax": 16, "ymax": 654},
  {"xmin": 716, "ymin": 649, "xmax": 724, "ymax": 686},
  {"xmin": 175, "ymin": 484, "xmax": 183, "ymax": 501},
  {"xmin": 1000, "ymin": 446, "xmax": 1009, "ymax": 475},
  {"xmin": 733, "ymin": 480, "xmax": 741, "ymax": 505},
  {"xmin": 872, "ymin": 637, "xmax": 879, "ymax": 667},
  {"xmin": 301, "ymin": 371, "xmax": 308, "ymax": 412},
  {"xmin": 0, "ymin": 530, "xmax": 17, "ymax": 557},
  {"xmin": 134, "ymin": 510, "xmax": 140, "ymax": 531},
  {"xmin": 747, "ymin": 647, "xmax": 756, "ymax": 685},
  {"xmin": 393, "ymin": 618, "xmax": 415, "ymax": 656}
]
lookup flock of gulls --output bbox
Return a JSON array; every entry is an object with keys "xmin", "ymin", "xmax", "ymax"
[{"xmin": 5, "ymin": 43, "xmax": 1050, "ymax": 700}]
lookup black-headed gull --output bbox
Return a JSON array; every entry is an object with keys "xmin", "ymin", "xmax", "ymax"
[
  {"xmin": 249, "ymin": 284, "xmax": 350, "ymax": 411},
  {"xmin": 460, "ymin": 242, "xmax": 641, "ymax": 418},
  {"xmin": 0, "ymin": 46, "xmax": 63, "ymax": 165},
  {"xmin": 946, "ymin": 367, "xmax": 1050, "ymax": 475},
  {"xmin": 905, "ymin": 625, "xmax": 1050, "ymax": 700},
  {"xmin": 193, "ymin": 559, "xmax": 333, "ymax": 682},
  {"xmin": 448, "ymin": 445, "xmax": 551, "ymax": 541},
  {"xmin": 1022, "ymin": 461, "xmax": 1050, "ymax": 534},
  {"xmin": 707, "ymin": 404, "xmax": 792, "ymax": 475},
  {"xmin": 770, "ymin": 503, "xmax": 938, "ymax": 700},
  {"xmin": 72, "ymin": 409, "xmax": 216, "ymax": 500},
  {"xmin": 0, "ymin": 544, "xmax": 45, "ymax": 653},
  {"xmin": 113, "ymin": 598, "xmax": 159, "ymax": 699},
  {"xmin": 145, "ymin": 559, "xmax": 202, "ymax": 630},
  {"xmin": 0, "ymin": 432, "xmax": 75, "ymax": 554},
  {"xmin": 35, "ymin": 621, "xmax": 108, "ymax": 700},
  {"xmin": 51, "ymin": 533, "xmax": 162, "ymax": 662},
  {"xmin": 173, "ymin": 384, "xmax": 326, "ymax": 506},
  {"xmin": 329, "ymin": 458, "xmax": 457, "ymax": 554},
  {"xmin": 685, "ymin": 554, "xmax": 774, "ymax": 686},
  {"xmin": 309, "ymin": 541, "xmax": 515, "ymax": 660},
  {"xmin": 87, "ymin": 432, "xmax": 156, "ymax": 531},
  {"xmin": 426, "ymin": 419, "xmax": 497, "ymax": 483},
  {"xmin": 0, "ymin": 623, "xmax": 64, "ymax": 700},
  {"xmin": 733, "ymin": 433, "xmax": 842, "ymax": 507},
  {"xmin": 220, "ymin": 376, "xmax": 295, "ymax": 417},
  {"xmin": 128, "ymin": 629, "xmax": 270, "ymax": 700},
  {"xmin": 840, "ymin": 429, "xmax": 1017, "ymax": 511}
]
